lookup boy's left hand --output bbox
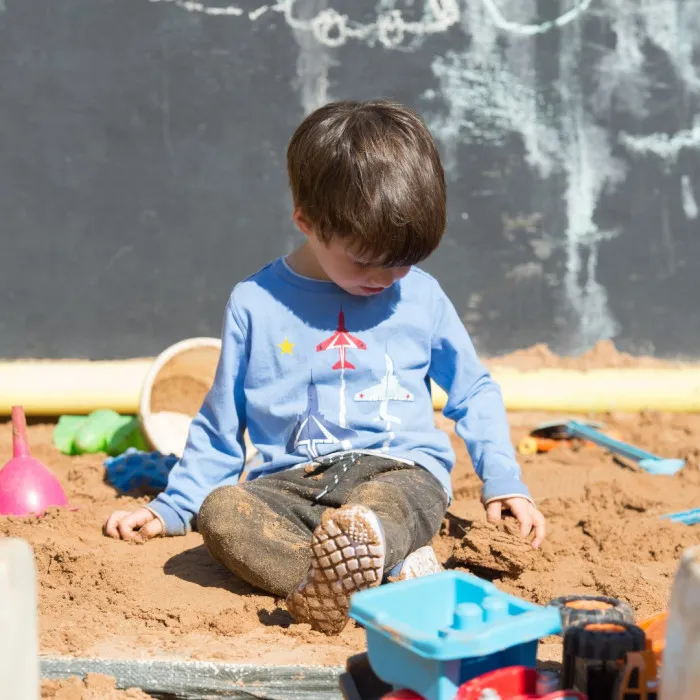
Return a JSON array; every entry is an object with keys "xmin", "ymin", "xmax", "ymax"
[{"xmin": 486, "ymin": 497, "xmax": 546, "ymax": 549}]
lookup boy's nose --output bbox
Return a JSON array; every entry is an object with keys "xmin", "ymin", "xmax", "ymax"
[
  {"xmin": 368, "ymin": 271, "xmax": 393, "ymax": 288},
  {"xmin": 369, "ymin": 266, "xmax": 410, "ymax": 288}
]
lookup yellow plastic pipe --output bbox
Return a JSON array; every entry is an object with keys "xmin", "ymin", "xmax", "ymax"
[
  {"xmin": 1, "ymin": 360, "xmax": 700, "ymax": 416},
  {"xmin": 0, "ymin": 360, "xmax": 153, "ymax": 415},
  {"xmin": 431, "ymin": 367, "xmax": 700, "ymax": 413}
]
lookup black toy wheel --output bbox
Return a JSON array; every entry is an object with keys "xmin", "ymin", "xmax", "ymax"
[
  {"xmin": 549, "ymin": 595, "xmax": 634, "ymax": 633},
  {"xmin": 564, "ymin": 620, "xmax": 646, "ymax": 660},
  {"xmin": 562, "ymin": 620, "xmax": 646, "ymax": 695},
  {"xmin": 343, "ymin": 653, "xmax": 393, "ymax": 700}
]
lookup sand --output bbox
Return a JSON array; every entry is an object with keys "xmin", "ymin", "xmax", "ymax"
[
  {"xmin": 41, "ymin": 674, "xmax": 154, "ymax": 699},
  {"xmin": 3, "ymin": 411, "xmax": 700, "ymax": 672},
  {"xmin": 1, "ymin": 342, "xmax": 699, "ymax": 693},
  {"xmin": 488, "ymin": 339, "xmax": 693, "ymax": 370}
]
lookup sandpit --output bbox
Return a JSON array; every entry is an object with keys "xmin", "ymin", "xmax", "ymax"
[
  {"xmin": 1, "ymin": 343, "xmax": 698, "ymax": 696},
  {"xmin": 4, "ymin": 411, "xmax": 700, "ymax": 668}
]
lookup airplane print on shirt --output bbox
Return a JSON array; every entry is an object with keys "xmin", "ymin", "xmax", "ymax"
[
  {"xmin": 286, "ymin": 375, "xmax": 357, "ymax": 460},
  {"xmin": 354, "ymin": 353, "xmax": 414, "ymax": 449},
  {"xmin": 316, "ymin": 309, "xmax": 366, "ymax": 370},
  {"xmin": 316, "ymin": 307, "xmax": 367, "ymax": 428}
]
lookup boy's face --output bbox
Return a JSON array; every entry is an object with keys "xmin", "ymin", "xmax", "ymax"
[{"xmin": 294, "ymin": 209, "xmax": 411, "ymax": 296}]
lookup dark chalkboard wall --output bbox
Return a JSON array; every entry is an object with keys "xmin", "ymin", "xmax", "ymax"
[{"xmin": 1, "ymin": 0, "xmax": 699, "ymax": 359}]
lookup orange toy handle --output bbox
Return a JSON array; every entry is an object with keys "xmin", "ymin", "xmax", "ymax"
[{"xmin": 517, "ymin": 436, "xmax": 562, "ymax": 455}]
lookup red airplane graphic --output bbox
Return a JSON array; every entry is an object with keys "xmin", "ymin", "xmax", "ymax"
[{"xmin": 316, "ymin": 309, "xmax": 366, "ymax": 370}]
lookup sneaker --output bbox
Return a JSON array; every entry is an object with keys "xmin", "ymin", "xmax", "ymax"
[
  {"xmin": 286, "ymin": 504, "xmax": 385, "ymax": 635},
  {"xmin": 388, "ymin": 545, "xmax": 443, "ymax": 582}
]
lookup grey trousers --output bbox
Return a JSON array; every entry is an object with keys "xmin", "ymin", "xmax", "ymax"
[{"xmin": 198, "ymin": 453, "xmax": 449, "ymax": 597}]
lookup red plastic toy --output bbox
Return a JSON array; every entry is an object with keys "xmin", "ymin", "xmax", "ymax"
[{"xmin": 381, "ymin": 666, "xmax": 587, "ymax": 700}]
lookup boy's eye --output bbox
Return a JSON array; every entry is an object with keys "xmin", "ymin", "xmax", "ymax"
[{"xmin": 353, "ymin": 260, "xmax": 372, "ymax": 269}]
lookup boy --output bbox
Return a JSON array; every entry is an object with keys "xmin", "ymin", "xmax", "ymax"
[{"xmin": 105, "ymin": 100, "xmax": 545, "ymax": 635}]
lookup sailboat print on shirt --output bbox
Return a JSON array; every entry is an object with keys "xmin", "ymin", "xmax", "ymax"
[
  {"xmin": 287, "ymin": 375, "xmax": 357, "ymax": 460},
  {"xmin": 354, "ymin": 353, "xmax": 414, "ymax": 448}
]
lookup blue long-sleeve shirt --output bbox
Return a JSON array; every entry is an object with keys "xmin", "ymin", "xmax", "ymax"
[{"xmin": 148, "ymin": 258, "xmax": 531, "ymax": 534}]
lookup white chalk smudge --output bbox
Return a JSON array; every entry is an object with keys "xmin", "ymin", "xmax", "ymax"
[
  {"xmin": 641, "ymin": 0, "xmax": 700, "ymax": 91},
  {"xmin": 506, "ymin": 262, "xmax": 543, "ymax": 281},
  {"xmin": 482, "ymin": 0, "xmax": 593, "ymax": 36},
  {"xmin": 249, "ymin": 5, "xmax": 269, "ymax": 20},
  {"xmin": 291, "ymin": 0, "xmax": 335, "ymax": 114},
  {"xmin": 681, "ymin": 176, "xmax": 699, "ymax": 220},
  {"xmin": 555, "ymin": 11, "xmax": 626, "ymax": 352},
  {"xmin": 148, "ymin": 0, "xmax": 243, "ymax": 15},
  {"xmin": 425, "ymin": 50, "xmax": 561, "ymax": 177},
  {"xmin": 591, "ymin": 3, "xmax": 649, "ymax": 118},
  {"xmin": 619, "ymin": 118, "xmax": 700, "ymax": 162},
  {"xmin": 560, "ymin": 110, "xmax": 624, "ymax": 349}
]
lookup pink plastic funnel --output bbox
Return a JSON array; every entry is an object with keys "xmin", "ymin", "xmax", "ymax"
[{"xmin": 0, "ymin": 406, "xmax": 69, "ymax": 515}]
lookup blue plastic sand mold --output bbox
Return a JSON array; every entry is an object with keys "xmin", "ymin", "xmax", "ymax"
[
  {"xmin": 349, "ymin": 570, "xmax": 561, "ymax": 700},
  {"xmin": 104, "ymin": 448, "xmax": 177, "ymax": 493},
  {"xmin": 659, "ymin": 508, "xmax": 700, "ymax": 526},
  {"xmin": 566, "ymin": 420, "xmax": 685, "ymax": 476}
]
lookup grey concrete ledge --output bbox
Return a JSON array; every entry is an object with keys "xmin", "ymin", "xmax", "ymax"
[{"xmin": 41, "ymin": 656, "xmax": 345, "ymax": 699}]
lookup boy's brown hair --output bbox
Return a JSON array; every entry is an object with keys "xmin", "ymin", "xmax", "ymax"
[{"xmin": 287, "ymin": 100, "xmax": 446, "ymax": 267}]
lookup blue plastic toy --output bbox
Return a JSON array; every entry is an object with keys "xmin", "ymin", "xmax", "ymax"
[
  {"xmin": 566, "ymin": 421, "xmax": 685, "ymax": 475},
  {"xmin": 349, "ymin": 570, "xmax": 561, "ymax": 700},
  {"xmin": 104, "ymin": 448, "xmax": 177, "ymax": 494},
  {"xmin": 659, "ymin": 507, "xmax": 700, "ymax": 525}
]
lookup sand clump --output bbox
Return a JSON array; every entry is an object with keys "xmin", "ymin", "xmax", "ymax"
[
  {"xmin": 1, "ymin": 341, "xmax": 699, "ymax": 671},
  {"xmin": 41, "ymin": 673, "xmax": 154, "ymax": 699}
]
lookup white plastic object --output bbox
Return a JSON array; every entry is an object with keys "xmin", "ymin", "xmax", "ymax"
[
  {"xmin": 661, "ymin": 544, "xmax": 700, "ymax": 700},
  {"xmin": 0, "ymin": 538, "xmax": 39, "ymax": 699},
  {"xmin": 139, "ymin": 337, "xmax": 259, "ymax": 465}
]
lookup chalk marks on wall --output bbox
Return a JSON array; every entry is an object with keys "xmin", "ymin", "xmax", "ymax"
[
  {"xmin": 481, "ymin": 0, "xmax": 593, "ymax": 36},
  {"xmin": 620, "ymin": 119, "xmax": 700, "ymax": 163},
  {"xmin": 422, "ymin": 0, "xmax": 700, "ymax": 353},
  {"xmin": 144, "ymin": 0, "xmax": 598, "ymax": 49},
  {"xmin": 620, "ymin": 117, "xmax": 700, "ymax": 222},
  {"xmin": 681, "ymin": 176, "xmax": 699, "ymax": 221},
  {"xmin": 290, "ymin": 0, "xmax": 335, "ymax": 113},
  {"xmin": 147, "ymin": 0, "xmax": 245, "ymax": 15},
  {"xmin": 144, "ymin": 0, "xmax": 600, "ymax": 49},
  {"xmin": 142, "ymin": 0, "xmax": 699, "ymax": 353},
  {"xmin": 147, "ymin": 0, "xmax": 461, "ymax": 49}
]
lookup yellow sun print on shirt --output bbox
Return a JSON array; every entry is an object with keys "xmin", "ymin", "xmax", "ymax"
[{"xmin": 278, "ymin": 337, "xmax": 295, "ymax": 355}]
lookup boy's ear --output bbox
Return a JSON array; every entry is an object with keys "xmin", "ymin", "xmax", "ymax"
[{"xmin": 292, "ymin": 207, "xmax": 315, "ymax": 238}]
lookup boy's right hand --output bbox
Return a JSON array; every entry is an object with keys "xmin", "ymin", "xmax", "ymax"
[{"xmin": 104, "ymin": 507, "xmax": 164, "ymax": 541}]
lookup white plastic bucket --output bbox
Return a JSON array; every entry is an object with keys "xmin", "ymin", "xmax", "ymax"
[
  {"xmin": 138, "ymin": 338, "xmax": 258, "ymax": 467},
  {"xmin": 139, "ymin": 337, "xmax": 222, "ymax": 459}
]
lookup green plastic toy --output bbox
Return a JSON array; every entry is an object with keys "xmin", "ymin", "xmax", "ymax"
[
  {"xmin": 53, "ymin": 410, "xmax": 147, "ymax": 456},
  {"xmin": 52, "ymin": 416, "xmax": 86, "ymax": 455}
]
